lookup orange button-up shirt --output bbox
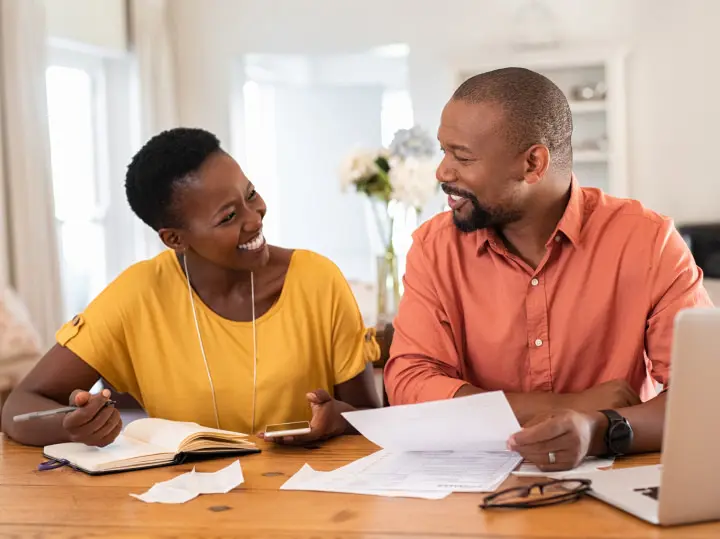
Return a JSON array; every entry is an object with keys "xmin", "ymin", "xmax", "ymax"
[{"xmin": 385, "ymin": 179, "xmax": 713, "ymax": 405}]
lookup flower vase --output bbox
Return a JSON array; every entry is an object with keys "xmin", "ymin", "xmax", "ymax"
[{"xmin": 376, "ymin": 246, "xmax": 400, "ymax": 324}]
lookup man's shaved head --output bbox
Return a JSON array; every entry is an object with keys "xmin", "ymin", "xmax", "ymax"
[{"xmin": 452, "ymin": 67, "xmax": 573, "ymax": 172}]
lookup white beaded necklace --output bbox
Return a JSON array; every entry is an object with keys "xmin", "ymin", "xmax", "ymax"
[{"xmin": 183, "ymin": 253, "xmax": 257, "ymax": 432}]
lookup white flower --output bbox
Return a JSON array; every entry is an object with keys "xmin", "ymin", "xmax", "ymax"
[
  {"xmin": 389, "ymin": 125, "xmax": 437, "ymax": 160},
  {"xmin": 339, "ymin": 149, "xmax": 386, "ymax": 191},
  {"xmin": 388, "ymin": 156, "xmax": 439, "ymax": 210}
]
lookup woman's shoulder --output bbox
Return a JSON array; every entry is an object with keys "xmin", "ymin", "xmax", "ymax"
[
  {"xmin": 89, "ymin": 250, "xmax": 179, "ymax": 307},
  {"xmin": 288, "ymin": 249, "xmax": 347, "ymax": 282}
]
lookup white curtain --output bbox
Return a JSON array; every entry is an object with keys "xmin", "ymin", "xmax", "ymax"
[
  {"xmin": 129, "ymin": 0, "xmax": 180, "ymax": 257},
  {"xmin": 0, "ymin": 0, "xmax": 63, "ymax": 347}
]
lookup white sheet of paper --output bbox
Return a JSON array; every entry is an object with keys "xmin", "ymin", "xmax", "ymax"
[
  {"xmin": 284, "ymin": 392, "xmax": 522, "ymax": 498},
  {"xmin": 314, "ymin": 449, "xmax": 522, "ymax": 492},
  {"xmin": 341, "ymin": 391, "xmax": 521, "ymax": 452},
  {"xmin": 281, "ymin": 449, "xmax": 522, "ymax": 495},
  {"xmin": 281, "ymin": 462, "xmax": 452, "ymax": 499},
  {"xmin": 512, "ymin": 457, "xmax": 615, "ymax": 479},
  {"xmin": 130, "ymin": 460, "xmax": 244, "ymax": 504}
]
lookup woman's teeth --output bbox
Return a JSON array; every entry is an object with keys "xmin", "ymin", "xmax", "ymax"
[{"xmin": 238, "ymin": 233, "xmax": 265, "ymax": 251}]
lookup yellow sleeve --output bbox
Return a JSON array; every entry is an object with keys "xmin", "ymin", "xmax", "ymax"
[
  {"xmin": 55, "ymin": 264, "xmax": 144, "ymax": 399},
  {"xmin": 327, "ymin": 262, "xmax": 379, "ymax": 385}
]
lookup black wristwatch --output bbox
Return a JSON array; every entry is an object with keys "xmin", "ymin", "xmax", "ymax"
[{"xmin": 599, "ymin": 409, "xmax": 633, "ymax": 457}]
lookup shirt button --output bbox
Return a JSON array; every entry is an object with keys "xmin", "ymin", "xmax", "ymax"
[
  {"xmin": 535, "ymin": 338, "xmax": 543, "ymax": 347},
  {"xmin": 531, "ymin": 278, "xmax": 539, "ymax": 286}
]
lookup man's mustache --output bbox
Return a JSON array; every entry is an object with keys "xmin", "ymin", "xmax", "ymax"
[{"xmin": 441, "ymin": 184, "xmax": 476, "ymax": 200}]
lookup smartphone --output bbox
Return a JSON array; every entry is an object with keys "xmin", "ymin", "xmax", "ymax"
[{"xmin": 263, "ymin": 421, "xmax": 311, "ymax": 438}]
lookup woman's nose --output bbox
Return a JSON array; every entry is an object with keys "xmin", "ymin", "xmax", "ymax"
[{"xmin": 241, "ymin": 214, "xmax": 262, "ymax": 233}]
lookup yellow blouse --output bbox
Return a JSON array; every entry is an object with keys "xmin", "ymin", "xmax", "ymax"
[{"xmin": 56, "ymin": 249, "xmax": 378, "ymax": 434}]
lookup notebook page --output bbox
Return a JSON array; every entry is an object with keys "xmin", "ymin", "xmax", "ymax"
[
  {"xmin": 44, "ymin": 434, "xmax": 171, "ymax": 472},
  {"xmin": 124, "ymin": 418, "xmax": 248, "ymax": 452}
]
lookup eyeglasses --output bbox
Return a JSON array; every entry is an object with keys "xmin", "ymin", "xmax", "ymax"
[{"xmin": 480, "ymin": 478, "xmax": 592, "ymax": 509}]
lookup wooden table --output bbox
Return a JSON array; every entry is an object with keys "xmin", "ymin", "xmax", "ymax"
[{"xmin": 1, "ymin": 435, "xmax": 719, "ymax": 538}]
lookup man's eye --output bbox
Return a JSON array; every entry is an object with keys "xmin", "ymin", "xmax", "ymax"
[{"xmin": 248, "ymin": 189, "xmax": 257, "ymax": 200}]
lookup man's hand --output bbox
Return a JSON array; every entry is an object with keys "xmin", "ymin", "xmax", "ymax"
[
  {"xmin": 507, "ymin": 410, "xmax": 607, "ymax": 472},
  {"xmin": 257, "ymin": 389, "xmax": 349, "ymax": 445},
  {"xmin": 562, "ymin": 379, "xmax": 641, "ymax": 413},
  {"xmin": 62, "ymin": 388, "xmax": 123, "ymax": 447}
]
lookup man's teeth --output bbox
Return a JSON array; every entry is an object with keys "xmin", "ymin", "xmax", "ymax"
[
  {"xmin": 238, "ymin": 233, "xmax": 265, "ymax": 251},
  {"xmin": 450, "ymin": 194, "xmax": 464, "ymax": 201}
]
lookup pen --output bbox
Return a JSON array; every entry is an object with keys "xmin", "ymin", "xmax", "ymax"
[{"xmin": 12, "ymin": 400, "xmax": 116, "ymax": 422}]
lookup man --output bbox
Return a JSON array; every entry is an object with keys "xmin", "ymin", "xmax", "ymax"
[{"xmin": 384, "ymin": 67, "xmax": 713, "ymax": 471}]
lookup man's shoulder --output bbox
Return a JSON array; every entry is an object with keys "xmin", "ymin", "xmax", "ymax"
[
  {"xmin": 412, "ymin": 211, "xmax": 464, "ymax": 247},
  {"xmin": 584, "ymin": 187, "xmax": 672, "ymax": 233}
]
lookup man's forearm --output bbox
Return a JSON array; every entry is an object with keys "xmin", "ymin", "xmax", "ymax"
[
  {"xmin": 587, "ymin": 392, "xmax": 667, "ymax": 456},
  {"xmin": 454, "ymin": 384, "xmax": 570, "ymax": 425}
]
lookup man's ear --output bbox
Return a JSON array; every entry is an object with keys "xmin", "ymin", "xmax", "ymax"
[
  {"xmin": 158, "ymin": 228, "xmax": 186, "ymax": 252},
  {"xmin": 523, "ymin": 144, "xmax": 550, "ymax": 185}
]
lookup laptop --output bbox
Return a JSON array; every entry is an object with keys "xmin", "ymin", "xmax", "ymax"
[{"xmin": 584, "ymin": 307, "xmax": 720, "ymax": 526}]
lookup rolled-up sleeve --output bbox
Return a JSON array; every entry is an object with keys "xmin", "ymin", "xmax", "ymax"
[
  {"xmin": 645, "ymin": 220, "xmax": 714, "ymax": 386},
  {"xmin": 383, "ymin": 234, "xmax": 467, "ymax": 405}
]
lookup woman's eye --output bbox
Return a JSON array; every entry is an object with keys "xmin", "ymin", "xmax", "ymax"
[
  {"xmin": 220, "ymin": 211, "xmax": 236, "ymax": 224},
  {"xmin": 248, "ymin": 189, "xmax": 257, "ymax": 200}
]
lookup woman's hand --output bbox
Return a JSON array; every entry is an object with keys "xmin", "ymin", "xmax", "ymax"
[
  {"xmin": 62, "ymin": 388, "xmax": 123, "ymax": 447},
  {"xmin": 257, "ymin": 389, "xmax": 350, "ymax": 445}
]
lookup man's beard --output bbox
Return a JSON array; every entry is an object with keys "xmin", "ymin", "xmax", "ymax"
[{"xmin": 443, "ymin": 185, "xmax": 521, "ymax": 233}]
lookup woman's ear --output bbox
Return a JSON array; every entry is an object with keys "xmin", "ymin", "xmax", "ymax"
[{"xmin": 158, "ymin": 228, "xmax": 186, "ymax": 252}]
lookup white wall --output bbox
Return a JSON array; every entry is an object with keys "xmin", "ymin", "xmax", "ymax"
[
  {"xmin": 170, "ymin": 0, "xmax": 630, "ymax": 146},
  {"xmin": 44, "ymin": 0, "xmax": 128, "ymax": 54},
  {"xmin": 272, "ymin": 84, "xmax": 383, "ymax": 280},
  {"xmin": 168, "ymin": 0, "xmax": 719, "ymax": 226},
  {"xmin": 626, "ymin": 0, "xmax": 720, "ymax": 223}
]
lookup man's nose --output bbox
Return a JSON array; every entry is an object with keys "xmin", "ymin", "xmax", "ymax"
[{"xmin": 436, "ymin": 156, "xmax": 455, "ymax": 184}]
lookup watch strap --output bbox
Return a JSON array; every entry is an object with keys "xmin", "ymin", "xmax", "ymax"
[{"xmin": 599, "ymin": 409, "xmax": 631, "ymax": 457}]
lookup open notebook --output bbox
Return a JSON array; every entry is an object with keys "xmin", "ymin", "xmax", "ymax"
[{"xmin": 43, "ymin": 417, "xmax": 260, "ymax": 475}]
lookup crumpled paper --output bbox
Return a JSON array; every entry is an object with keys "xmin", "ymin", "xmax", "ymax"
[{"xmin": 130, "ymin": 460, "xmax": 244, "ymax": 504}]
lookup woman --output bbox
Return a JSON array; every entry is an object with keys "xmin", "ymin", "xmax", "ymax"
[{"xmin": 2, "ymin": 127, "xmax": 381, "ymax": 447}]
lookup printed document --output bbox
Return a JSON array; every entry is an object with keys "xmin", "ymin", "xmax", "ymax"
[{"xmin": 281, "ymin": 391, "xmax": 523, "ymax": 497}]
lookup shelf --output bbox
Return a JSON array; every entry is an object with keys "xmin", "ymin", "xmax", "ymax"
[
  {"xmin": 574, "ymin": 150, "xmax": 608, "ymax": 163},
  {"xmin": 569, "ymin": 100, "xmax": 606, "ymax": 113}
]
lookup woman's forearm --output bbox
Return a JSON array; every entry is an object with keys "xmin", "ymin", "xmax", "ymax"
[{"xmin": 1, "ymin": 389, "xmax": 71, "ymax": 447}]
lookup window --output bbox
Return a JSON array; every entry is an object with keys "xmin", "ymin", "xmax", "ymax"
[
  {"xmin": 46, "ymin": 49, "xmax": 139, "ymax": 321},
  {"xmin": 380, "ymin": 89, "xmax": 416, "ymax": 284},
  {"xmin": 381, "ymin": 89, "xmax": 414, "ymax": 147},
  {"xmin": 242, "ymin": 80, "xmax": 279, "ymax": 243}
]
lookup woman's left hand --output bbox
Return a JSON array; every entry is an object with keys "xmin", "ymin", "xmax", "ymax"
[{"xmin": 256, "ymin": 389, "xmax": 349, "ymax": 445}]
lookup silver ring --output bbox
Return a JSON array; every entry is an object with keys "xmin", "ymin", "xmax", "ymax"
[{"xmin": 548, "ymin": 451, "xmax": 556, "ymax": 464}]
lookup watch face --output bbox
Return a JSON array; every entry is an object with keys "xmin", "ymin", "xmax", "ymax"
[{"xmin": 609, "ymin": 421, "xmax": 633, "ymax": 452}]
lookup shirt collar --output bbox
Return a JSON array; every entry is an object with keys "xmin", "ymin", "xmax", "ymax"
[
  {"xmin": 475, "ymin": 173, "xmax": 584, "ymax": 254},
  {"xmin": 549, "ymin": 173, "xmax": 583, "ymax": 248}
]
